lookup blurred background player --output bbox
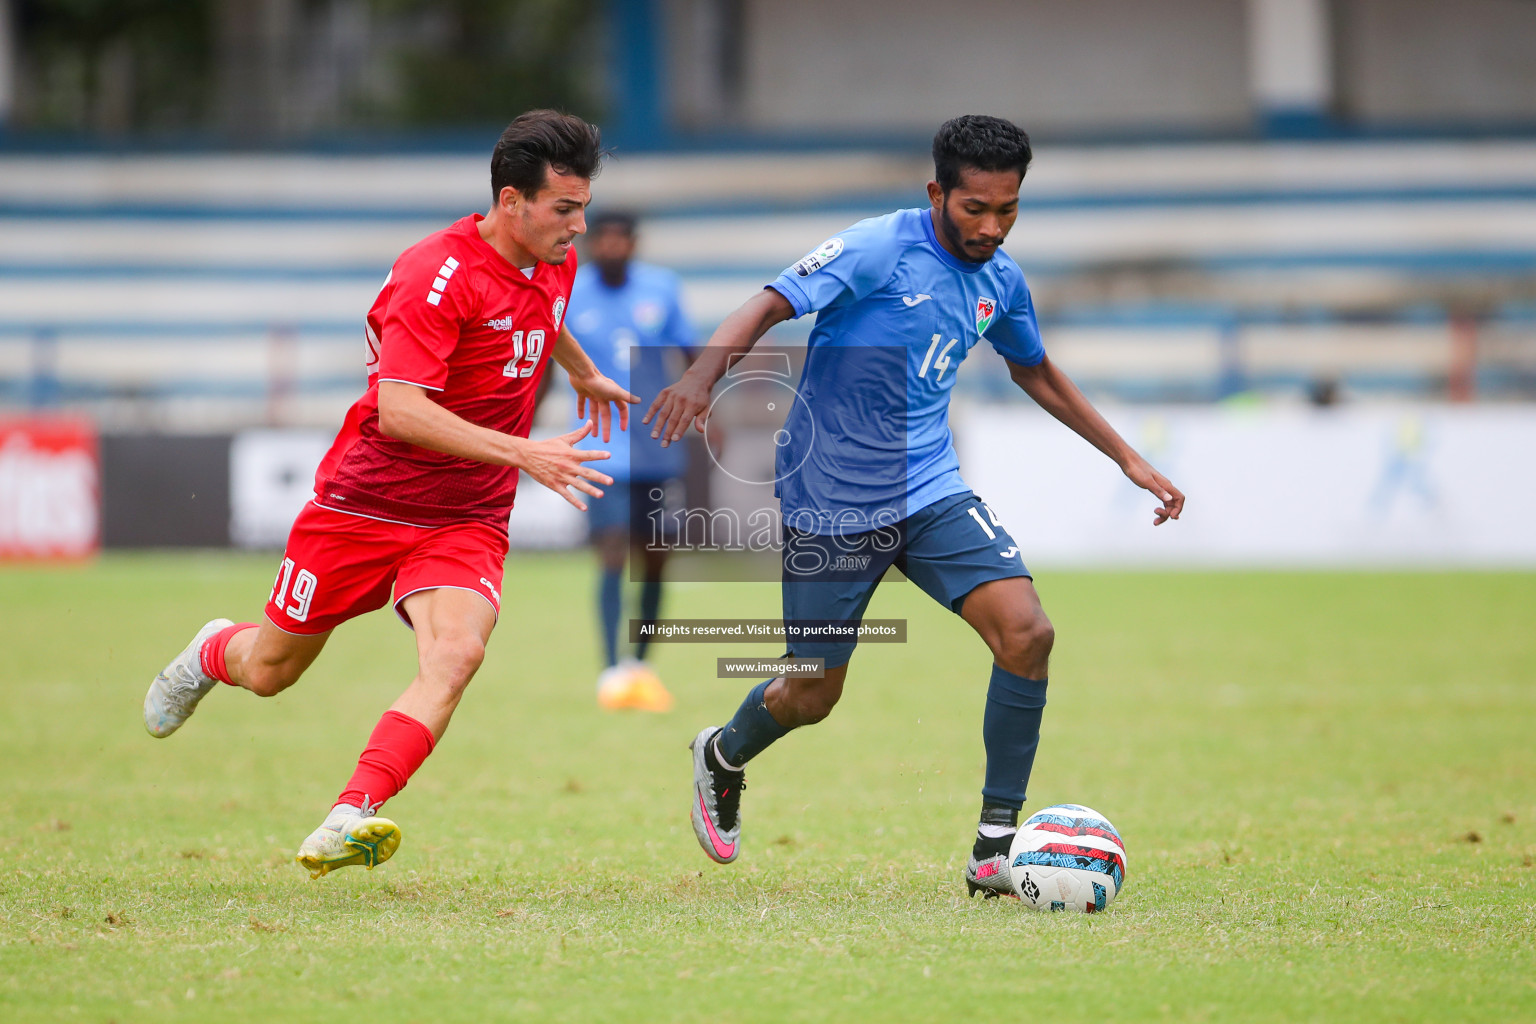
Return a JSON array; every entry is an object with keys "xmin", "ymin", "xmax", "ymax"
[
  {"xmin": 565, "ymin": 211, "xmax": 697, "ymax": 712},
  {"xmin": 142, "ymin": 111, "xmax": 637, "ymax": 878},
  {"xmin": 647, "ymin": 115, "xmax": 1183, "ymax": 895}
]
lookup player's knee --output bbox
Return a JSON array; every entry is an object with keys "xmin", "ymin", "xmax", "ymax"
[
  {"xmin": 244, "ymin": 660, "xmax": 301, "ymax": 698},
  {"xmin": 795, "ymin": 678, "xmax": 843, "ymax": 725},
  {"xmin": 992, "ymin": 612, "xmax": 1054, "ymax": 670},
  {"xmin": 424, "ymin": 632, "xmax": 486, "ymax": 694}
]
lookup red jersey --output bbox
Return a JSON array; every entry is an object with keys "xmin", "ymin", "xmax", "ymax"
[{"xmin": 313, "ymin": 214, "xmax": 576, "ymax": 528}]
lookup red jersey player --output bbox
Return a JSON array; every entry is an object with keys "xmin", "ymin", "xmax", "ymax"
[{"xmin": 143, "ymin": 111, "xmax": 636, "ymax": 878}]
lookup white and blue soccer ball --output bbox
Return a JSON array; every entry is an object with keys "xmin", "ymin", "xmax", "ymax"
[{"xmin": 1007, "ymin": 804, "xmax": 1127, "ymax": 913}]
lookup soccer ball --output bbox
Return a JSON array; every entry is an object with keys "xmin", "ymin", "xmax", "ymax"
[{"xmin": 1007, "ymin": 804, "xmax": 1127, "ymax": 913}]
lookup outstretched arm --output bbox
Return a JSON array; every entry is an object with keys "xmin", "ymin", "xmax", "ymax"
[
  {"xmin": 553, "ymin": 323, "xmax": 639, "ymax": 443},
  {"xmin": 643, "ymin": 288, "xmax": 795, "ymax": 447},
  {"xmin": 376, "ymin": 381, "xmax": 614, "ymax": 511},
  {"xmin": 1007, "ymin": 356, "xmax": 1186, "ymax": 525}
]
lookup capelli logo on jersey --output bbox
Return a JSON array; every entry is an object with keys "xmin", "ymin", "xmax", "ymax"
[{"xmin": 484, "ymin": 316, "xmax": 516, "ymax": 331}]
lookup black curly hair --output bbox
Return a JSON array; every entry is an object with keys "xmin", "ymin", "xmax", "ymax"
[{"xmin": 932, "ymin": 115, "xmax": 1032, "ymax": 193}]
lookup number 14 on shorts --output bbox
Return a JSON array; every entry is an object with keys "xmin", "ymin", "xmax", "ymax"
[
  {"xmin": 967, "ymin": 502, "xmax": 1003, "ymax": 539},
  {"xmin": 967, "ymin": 502, "xmax": 1024, "ymax": 564},
  {"xmin": 272, "ymin": 558, "xmax": 319, "ymax": 622}
]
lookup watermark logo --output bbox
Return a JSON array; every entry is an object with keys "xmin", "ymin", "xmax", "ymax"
[
  {"xmin": 630, "ymin": 619, "xmax": 906, "ymax": 645},
  {"xmin": 718, "ymin": 658, "xmax": 825, "ymax": 679},
  {"xmin": 704, "ymin": 352, "xmax": 815, "ymax": 487},
  {"xmin": 626, "ymin": 345, "xmax": 911, "ymax": 583}
]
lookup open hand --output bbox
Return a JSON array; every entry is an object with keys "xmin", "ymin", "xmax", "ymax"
[
  {"xmin": 519, "ymin": 421, "xmax": 613, "ymax": 511},
  {"xmin": 571, "ymin": 373, "xmax": 639, "ymax": 443},
  {"xmin": 643, "ymin": 371, "xmax": 713, "ymax": 448}
]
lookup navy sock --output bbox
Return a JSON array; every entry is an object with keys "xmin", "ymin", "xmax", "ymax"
[
  {"xmin": 598, "ymin": 568, "xmax": 622, "ymax": 668},
  {"xmin": 716, "ymin": 679, "xmax": 790, "ymax": 768},
  {"xmin": 635, "ymin": 576, "xmax": 663, "ymax": 660},
  {"xmin": 981, "ymin": 666, "xmax": 1048, "ymax": 811}
]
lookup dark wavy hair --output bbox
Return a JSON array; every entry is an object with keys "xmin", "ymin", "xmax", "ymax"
[
  {"xmin": 932, "ymin": 115, "xmax": 1032, "ymax": 193},
  {"xmin": 491, "ymin": 110, "xmax": 606, "ymax": 201}
]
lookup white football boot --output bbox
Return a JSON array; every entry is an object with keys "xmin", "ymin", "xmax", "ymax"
[
  {"xmin": 294, "ymin": 802, "xmax": 401, "ymax": 879},
  {"xmin": 143, "ymin": 618, "xmax": 233, "ymax": 738},
  {"xmin": 689, "ymin": 727, "xmax": 744, "ymax": 864},
  {"xmin": 965, "ymin": 832, "xmax": 1019, "ymax": 899}
]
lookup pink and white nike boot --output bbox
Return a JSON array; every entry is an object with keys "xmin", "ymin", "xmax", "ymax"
[{"xmin": 688, "ymin": 727, "xmax": 745, "ymax": 864}]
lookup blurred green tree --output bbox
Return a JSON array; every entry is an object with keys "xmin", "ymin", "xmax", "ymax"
[
  {"xmin": 8, "ymin": 0, "xmax": 601, "ymax": 140},
  {"xmin": 366, "ymin": 0, "xmax": 601, "ymax": 128},
  {"xmin": 15, "ymin": 0, "xmax": 215, "ymax": 135}
]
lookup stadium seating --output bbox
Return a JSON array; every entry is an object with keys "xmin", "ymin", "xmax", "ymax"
[{"xmin": 1, "ymin": 140, "xmax": 1533, "ymax": 427}]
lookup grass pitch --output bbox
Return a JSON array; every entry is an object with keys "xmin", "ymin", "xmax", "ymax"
[{"xmin": 1, "ymin": 554, "xmax": 1533, "ymax": 1022}]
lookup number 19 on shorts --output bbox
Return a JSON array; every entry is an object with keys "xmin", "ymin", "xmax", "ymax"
[{"xmin": 272, "ymin": 558, "xmax": 319, "ymax": 622}]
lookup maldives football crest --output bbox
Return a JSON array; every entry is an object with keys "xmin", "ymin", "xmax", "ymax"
[
  {"xmin": 975, "ymin": 297, "xmax": 996, "ymax": 336},
  {"xmin": 552, "ymin": 295, "xmax": 566, "ymax": 331}
]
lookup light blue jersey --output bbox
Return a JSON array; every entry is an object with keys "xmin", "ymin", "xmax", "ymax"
[
  {"xmin": 768, "ymin": 207, "xmax": 1045, "ymax": 534},
  {"xmin": 569, "ymin": 262, "xmax": 695, "ymax": 481}
]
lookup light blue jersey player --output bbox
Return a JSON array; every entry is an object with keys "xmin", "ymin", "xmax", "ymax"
[
  {"xmin": 768, "ymin": 204, "xmax": 1044, "ymax": 534},
  {"xmin": 567, "ymin": 211, "xmax": 695, "ymax": 709},
  {"xmin": 647, "ymin": 116, "xmax": 1184, "ymax": 894}
]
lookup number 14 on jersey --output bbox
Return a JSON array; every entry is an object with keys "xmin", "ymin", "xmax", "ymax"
[{"xmin": 918, "ymin": 334, "xmax": 960, "ymax": 384}]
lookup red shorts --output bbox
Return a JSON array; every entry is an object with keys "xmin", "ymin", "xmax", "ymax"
[{"xmin": 265, "ymin": 502, "xmax": 509, "ymax": 635}]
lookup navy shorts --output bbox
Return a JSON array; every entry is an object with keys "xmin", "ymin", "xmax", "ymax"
[
  {"xmin": 781, "ymin": 491, "xmax": 1031, "ymax": 669},
  {"xmin": 585, "ymin": 478, "xmax": 682, "ymax": 542}
]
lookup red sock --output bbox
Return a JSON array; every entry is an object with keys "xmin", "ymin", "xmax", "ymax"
[
  {"xmin": 200, "ymin": 623, "xmax": 257, "ymax": 685},
  {"xmin": 335, "ymin": 710, "xmax": 437, "ymax": 812}
]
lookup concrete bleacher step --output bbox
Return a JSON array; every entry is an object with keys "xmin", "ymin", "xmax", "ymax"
[
  {"xmin": 2, "ymin": 198, "xmax": 1531, "ymax": 321},
  {"xmin": 1, "ymin": 141, "xmax": 1533, "ymax": 421},
  {"xmin": 3, "ymin": 140, "xmax": 1534, "ymax": 211}
]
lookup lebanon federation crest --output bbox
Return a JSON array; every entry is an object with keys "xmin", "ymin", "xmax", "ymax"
[{"xmin": 975, "ymin": 297, "xmax": 996, "ymax": 336}]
